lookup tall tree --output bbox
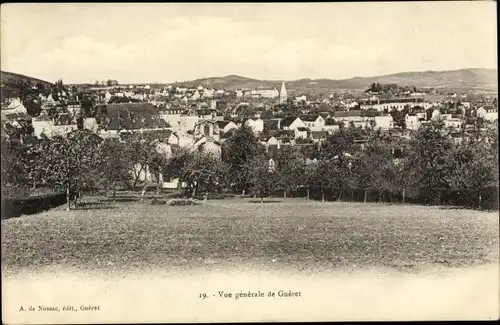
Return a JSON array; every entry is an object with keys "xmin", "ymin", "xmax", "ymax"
[
  {"xmin": 124, "ymin": 132, "xmax": 169, "ymax": 200},
  {"xmin": 446, "ymin": 138, "xmax": 498, "ymax": 208},
  {"xmin": 246, "ymin": 153, "xmax": 279, "ymax": 203},
  {"xmin": 356, "ymin": 140, "xmax": 397, "ymax": 202},
  {"xmin": 97, "ymin": 139, "xmax": 134, "ymax": 201},
  {"xmin": 318, "ymin": 129, "xmax": 357, "ymax": 201},
  {"xmin": 406, "ymin": 120, "xmax": 454, "ymax": 204},
  {"xmin": 180, "ymin": 151, "xmax": 227, "ymax": 198},
  {"xmin": 275, "ymin": 146, "xmax": 306, "ymax": 198},
  {"xmin": 40, "ymin": 130, "xmax": 103, "ymax": 210},
  {"xmin": 221, "ymin": 125, "xmax": 264, "ymax": 194}
]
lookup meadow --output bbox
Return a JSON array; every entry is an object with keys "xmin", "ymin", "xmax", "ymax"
[{"xmin": 1, "ymin": 196, "xmax": 498, "ymax": 276}]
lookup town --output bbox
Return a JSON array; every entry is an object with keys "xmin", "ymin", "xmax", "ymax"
[{"xmin": 1, "ymin": 71, "xmax": 498, "ymax": 210}]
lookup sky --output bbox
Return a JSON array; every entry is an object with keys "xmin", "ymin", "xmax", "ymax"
[{"xmin": 1, "ymin": 2, "xmax": 497, "ymax": 84}]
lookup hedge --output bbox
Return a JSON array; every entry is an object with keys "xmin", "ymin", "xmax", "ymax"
[{"xmin": 1, "ymin": 188, "xmax": 67, "ymax": 220}]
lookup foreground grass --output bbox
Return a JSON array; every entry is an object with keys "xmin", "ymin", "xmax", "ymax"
[{"xmin": 1, "ymin": 197, "xmax": 498, "ymax": 275}]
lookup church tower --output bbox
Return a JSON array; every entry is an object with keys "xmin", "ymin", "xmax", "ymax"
[{"xmin": 279, "ymin": 81, "xmax": 287, "ymax": 104}]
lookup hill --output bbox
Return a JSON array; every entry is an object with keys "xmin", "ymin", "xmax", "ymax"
[
  {"xmin": 171, "ymin": 68, "xmax": 498, "ymax": 92},
  {"xmin": 1, "ymin": 70, "xmax": 53, "ymax": 88}
]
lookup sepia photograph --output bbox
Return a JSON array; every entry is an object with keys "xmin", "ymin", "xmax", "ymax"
[{"xmin": 1, "ymin": 2, "xmax": 499, "ymax": 323}]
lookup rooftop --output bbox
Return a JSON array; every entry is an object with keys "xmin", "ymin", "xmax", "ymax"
[
  {"xmin": 300, "ymin": 114, "xmax": 320, "ymax": 122},
  {"xmin": 334, "ymin": 110, "xmax": 361, "ymax": 118}
]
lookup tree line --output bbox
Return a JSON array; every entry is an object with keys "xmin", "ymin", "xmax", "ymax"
[{"xmin": 1, "ymin": 120, "xmax": 498, "ymax": 210}]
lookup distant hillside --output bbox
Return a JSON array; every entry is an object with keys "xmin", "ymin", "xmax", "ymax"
[
  {"xmin": 1, "ymin": 70, "xmax": 53, "ymax": 88},
  {"xmin": 171, "ymin": 68, "xmax": 498, "ymax": 92}
]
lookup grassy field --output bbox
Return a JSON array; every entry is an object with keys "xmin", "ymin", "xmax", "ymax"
[{"xmin": 1, "ymin": 196, "xmax": 499, "ymax": 276}]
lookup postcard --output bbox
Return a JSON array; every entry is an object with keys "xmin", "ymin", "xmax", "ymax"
[{"xmin": 1, "ymin": 2, "xmax": 498, "ymax": 323}]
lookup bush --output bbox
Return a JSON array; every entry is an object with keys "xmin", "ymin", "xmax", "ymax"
[
  {"xmin": 150, "ymin": 198, "xmax": 166, "ymax": 205},
  {"xmin": 1, "ymin": 188, "xmax": 67, "ymax": 220},
  {"xmin": 193, "ymin": 192, "xmax": 237, "ymax": 200},
  {"xmin": 166, "ymin": 198, "xmax": 200, "ymax": 206}
]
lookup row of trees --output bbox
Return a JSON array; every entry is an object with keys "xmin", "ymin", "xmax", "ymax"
[
  {"xmin": 165, "ymin": 121, "xmax": 497, "ymax": 208},
  {"xmin": 2, "ymin": 120, "xmax": 498, "ymax": 210},
  {"xmin": 1, "ymin": 130, "xmax": 171, "ymax": 210}
]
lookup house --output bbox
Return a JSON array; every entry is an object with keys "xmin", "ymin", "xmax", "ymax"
[
  {"xmin": 310, "ymin": 130, "xmax": 328, "ymax": 143},
  {"xmin": 431, "ymin": 108, "xmax": 441, "ymax": 121},
  {"xmin": 251, "ymin": 87, "xmax": 279, "ymax": 99},
  {"xmin": 179, "ymin": 115, "xmax": 200, "ymax": 136},
  {"xmin": 46, "ymin": 93, "xmax": 57, "ymax": 105},
  {"xmin": 300, "ymin": 114, "xmax": 325, "ymax": 128},
  {"xmin": 374, "ymin": 115, "xmax": 394, "ymax": 130},
  {"xmin": 166, "ymin": 132, "xmax": 180, "ymax": 145},
  {"xmin": 294, "ymin": 127, "xmax": 309, "ymax": 139},
  {"xmin": 360, "ymin": 98, "xmax": 426, "ymax": 112},
  {"xmin": 441, "ymin": 113, "xmax": 452, "ymax": 120},
  {"xmin": 203, "ymin": 89, "xmax": 215, "ymax": 98},
  {"xmin": 194, "ymin": 119, "xmax": 220, "ymax": 142},
  {"xmin": 5, "ymin": 98, "xmax": 28, "ymax": 115},
  {"xmin": 67, "ymin": 101, "xmax": 81, "ymax": 116},
  {"xmin": 461, "ymin": 102, "xmax": 471, "ymax": 109},
  {"xmin": 54, "ymin": 124, "xmax": 78, "ymax": 137},
  {"xmin": 244, "ymin": 117, "xmax": 264, "ymax": 135},
  {"xmin": 83, "ymin": 118, "xmax": 99, "ymax": 133},
  {"xmin": 279, "ymin": 116, "xmax": 306, "ymax": 130},
  {"xmin": 416, "ymin": 112, "xmax": 427, "ymax": 120},
  {"xmin": 405, "ymin": 114, "xmax": 420, "ymax": 130},
  {"xmin": 295, "ymin": 95, "xmax": 307, "ymax": 103},
  {"xmin": 266, "ymin": 136, "xmax": 280, "ymax": 148},
  {"xmin": 476, "ymin": 105, "xmax": 498, "ymax": 122},
  {"xmin": 161, "ymin": 113, "xmax": 182, "ymax": 132},
  {"xmin": 163, "ymin": 106, "xmax": 184, "ymax": 115},
  {"xmin": 324, "ymin": 124, "xmax": 340, "ymax": 133},
  {"xmin": 333, "ymin": 110, "xmax": 362, "ymax": 121},
  {"xmin": 189, "ymin": 91, "xmax": 201, "ymax": 101},
  {"xmin": 484, "ymin": 111, "xmax": 498, "ymax": 122},
  {"xmin": 216, "ymin": 120, "xmax": 238, "ymax": 134},
  {"xmin": 264, "ymin": 119, "xmax": 280, "ymax": 132},
  {"xmin": 54, "ymin": 113, "xmax": 75, "ymax": 126},
  {"xmin": 350, "ymin": 120, "xmax": 372, "ymax": 129},
  {"xmin": 230, "ymin": 102, "xmax": 251, "ymax": 117},
  {"xmin": 96, "ymin": 102, "xmax": 170, "ymax": 133},
  {"xmin": 443, "ymin": 117, "xmax": 462, "ymax": 130},
  {"xmin": 32, "ymin": 119, "xmax": 55, "ymax": 138}
]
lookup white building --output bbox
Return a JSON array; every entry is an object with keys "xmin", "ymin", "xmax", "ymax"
[
  {"xmin": 405, "ymin": 114, "xmax": 421, "ymax": 130},
  {"xmin": 294, "ymin": 127, "xmax": 309, "ymax": 139},
  {"xmin": 244, "ymin": 117, "xmax": 264, "ymax": 135},
  {"xmin": 300, "ymin": 114, "xmax": 325, "ymax": 128},
  {"xmin": 431, "ymin": 109, "xmax": 441, "ymax": 121},
  {"xmin": 251, "ymin": 88, "xmax": 279, "ymax": 99},
  {"xmin": 374, "ymin": 115, "xmax": 394, "ymax": 130},
  {"xmin": 476, "ymin": 106, "xmax": 498, "ymax": 122},
  {"xmin": 279, "ymin": 116, "xmax": 307, "ymax": 131},
  {"xmin": 444, "ymin": 118, "xmax": 462, "ymax": 130},
  {"xmin": 360, "ymin": 98, "xmax": 431, "ymax": 112},
  {"xmin": 179, "ymin": 115, "xmax": 200, "ymax": 136},
  {"xmin": 5, "ymin": 98, "xmax": 27, "ymax": 114},
  {"xmin": 217, "ymin": 120, "xmax": 238, "ymax": 133}
]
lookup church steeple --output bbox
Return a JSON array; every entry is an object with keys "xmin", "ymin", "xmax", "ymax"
[{"xmin": 279, "ymin": 81, "xmax": 287, "ymax": 104}]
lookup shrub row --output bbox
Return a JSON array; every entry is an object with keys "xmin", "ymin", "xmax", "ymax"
[
  {"xmin": 271, "ymin": 187, "xmax": 499, "ymax": 210},
  {"xmin": 1, "ymin": 189, "xmax": 67, "ymax": 220}
]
